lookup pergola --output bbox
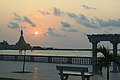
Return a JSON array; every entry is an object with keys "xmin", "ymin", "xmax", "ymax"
[{"xmin": 87, "ymin": 34, "xmax": 120, "ymax": 74}]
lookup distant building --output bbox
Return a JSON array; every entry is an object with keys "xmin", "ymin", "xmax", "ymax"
[
  {"xmin": 0, "ymin": 40, "xmax": 9, "ymax": 49},
  {"xmin": 33, "ymin": 46, "xmax": 43, "ymax": 50}
]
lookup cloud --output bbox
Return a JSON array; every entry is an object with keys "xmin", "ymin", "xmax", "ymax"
[
  {"xmin": 60, "ymin": 21, "xmax": 79, "ymax": 32},
  {"xmin": 66, "ymin": 12, "xmax": 78, "ymax": 18},
  {"xmin": 23, "ymin": 16, "xmax": 36, "ymax": 27},
  {"xmin": 77, "ymin": 15, "xmax": 99, "ymax": 29},
  {"xmin": 8, "ymin": 22, "xmax": 19, "ymax": 29},
  {"xmin": 13, "ymin": 12, "xmax": 22, "ymax": 22},
  {"xmin": 13, "ymin": 12, "xmax": 36, "ymax": 27},
  {"xmin": 38, "ymin": 10, "xmax": 51, "ymax": 16},
  {"xmin": 38, "ymin": 7, "xmax": 64, "ymax": 16},
  {"xmin": 8, "ymin": 13, "xmax": 36, "ymax": 30},
  {"xmin": 46, "ymin": 28, "xmax": 66, "ymax": 37},
  {"xmin": 67, "ymin": 13, "xmax": 99, "ymax": 29},
  {"xmin": 82, "ymin": 5, "xmax": 97, "ymax": 10},
  {"xmin": 61, "ymin": 21, "xmax": 71, "ymax": 28},
  {"xmin": 37, "ymin": 7, "xmax": 120, "ymax": 30},
  {"xmin": 67, "ymin": 12, "xmax": 120, "ymax": 30},
  {"xmin": 61, "ymin": 28, "xmax": 79, "ymax": 33},
  {"xmin": 95, "ymin": 18, "xmax": 120, "ymax": 27},
  {"xmin": 53, "ymin": 7, "xmax": 64, "ymax": 16}
]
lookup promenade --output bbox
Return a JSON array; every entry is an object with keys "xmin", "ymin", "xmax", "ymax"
[{"xmin": 0, "ymin": 61, "xmax": 120, "ymax": 80}]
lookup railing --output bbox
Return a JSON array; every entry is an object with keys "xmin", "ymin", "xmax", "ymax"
[{"xmin": 0, "ymin": 54, "xmax": 92, "ymax": 65}]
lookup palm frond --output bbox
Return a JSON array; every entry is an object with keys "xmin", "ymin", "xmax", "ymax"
[
  {"xmin": 97, "ymin": 45, "xmax": 120, "ymax": 74},
  {"xmin": 97, "ymin": 46, "xmax": 110, "ymax": 58}
]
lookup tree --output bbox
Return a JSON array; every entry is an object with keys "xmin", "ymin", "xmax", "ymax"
[
  {"xmin": 97, "ymin": 45, "xmax": 120, "ymax": 80},
  {"xmin": 19, "ymin": 44, "xmax": 32, "ymax": 73}
]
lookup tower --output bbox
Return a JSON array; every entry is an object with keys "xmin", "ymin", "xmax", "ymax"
[{"xmin": 15, "ymin": 28, "xmax": 31, "ymax": 50}]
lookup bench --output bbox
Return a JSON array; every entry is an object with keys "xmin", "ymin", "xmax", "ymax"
[{"xmin": 56, "ymin": 66, "xmax": 93, "ymax": 80}]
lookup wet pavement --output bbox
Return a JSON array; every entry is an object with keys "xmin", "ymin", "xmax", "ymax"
[{"xmin": 0, "ymin": 61, "xmax": 120, "ymax": 80}]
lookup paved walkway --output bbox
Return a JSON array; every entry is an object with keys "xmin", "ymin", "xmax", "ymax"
[{"xmin": 0, "ymin": 61, "xmax": 120, "ymax": 80}]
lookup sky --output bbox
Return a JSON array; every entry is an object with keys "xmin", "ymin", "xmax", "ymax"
[{"xmin": 0, "ymin": 0, "xmax": 120, "ymax": 49}]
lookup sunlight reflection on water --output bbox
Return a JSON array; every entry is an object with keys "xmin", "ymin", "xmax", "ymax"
[
  {"xmin": 0, "ymin": 50, "xmax": 120, "ymax": 57},
  {"xmin": 34, "ymin": 66, "xmax": 39, "ymax": 80},
  {"xmin": 0, "ymin": 50, "xmax": 93, "ymax": 57}
]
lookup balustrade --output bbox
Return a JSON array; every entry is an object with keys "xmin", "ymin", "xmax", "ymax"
[{"xmin": 0, "ymin": 54, "xmax": 92, "ymax": 65}]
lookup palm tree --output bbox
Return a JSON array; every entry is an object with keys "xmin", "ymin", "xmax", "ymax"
[{"xmin": 97, "ymin": 45, "xmax": 120, "ymax": 80}]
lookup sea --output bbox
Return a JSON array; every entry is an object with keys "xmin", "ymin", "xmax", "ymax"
[{"xmin": 0, "ymin": 50, "xmax": 119, "ymax": 57}]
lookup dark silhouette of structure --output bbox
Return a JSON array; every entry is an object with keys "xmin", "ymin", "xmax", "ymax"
[
  {"xmin": 87, "ymin": 34, "xmax": 120, "ymax": 74},
  {"xmin": 15, "ymin": 29, "xmax": 31, "ymax": 50},
  {"xmin": 0, "ymin": 29, "xmax": 31, "ymax": 50},
  {"xmin": 0, "ymin": 40, "xmax": 9, "ymax": 49}
]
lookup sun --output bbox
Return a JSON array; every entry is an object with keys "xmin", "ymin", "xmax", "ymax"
[{"xmin": 35, "ymin": 31, "xmax": 39, "ymax": 35}]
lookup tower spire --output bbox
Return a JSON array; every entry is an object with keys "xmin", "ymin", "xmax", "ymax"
[{"xmin": 21, "ymin": 27, "xmax": 23, "ymax": 36}]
